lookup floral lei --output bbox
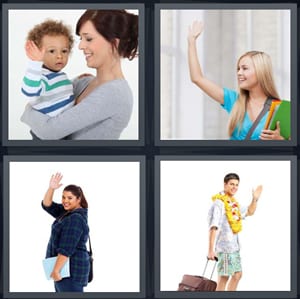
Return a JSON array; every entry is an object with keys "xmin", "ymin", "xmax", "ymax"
[{"xmin": 212, "ymin": 192, "xmax": 242, "ymax": 234}]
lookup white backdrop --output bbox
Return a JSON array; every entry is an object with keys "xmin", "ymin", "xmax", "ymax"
[
  {"xmin": 160, "ymin": 160, "xmax": 291, "ymax": 291},
  {"xmin": 8, "ymin": 9, "xmax": 139, "ymax": 140},
  {"xmin": 8, "ymin": 161, "xmax": 140, "ymax": 292}
]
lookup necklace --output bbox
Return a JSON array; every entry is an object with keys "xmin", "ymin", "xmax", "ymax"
[{"xmin": 212, "ymin": 192, "xmax": 242, "ymax": 234}]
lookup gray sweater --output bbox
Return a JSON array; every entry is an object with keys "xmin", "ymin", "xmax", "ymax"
[{"xmin": 21, "ymin": 77, "xmax": 133, "ymax": 140}]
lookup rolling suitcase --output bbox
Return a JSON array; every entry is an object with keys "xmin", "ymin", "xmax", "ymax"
[{"xmin": 177, "ymin": 258, "xmax": 218, "ymax": 292}]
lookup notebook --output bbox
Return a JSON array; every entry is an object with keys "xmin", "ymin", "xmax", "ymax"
[
  {"xmin": 42, "ymin": 256, "xmax": 70, "ymax": 280},
  {"xmin": 264, "ymin": 99, "xmax": 281, "ymax": 129},
  {"xmin": 266, "ymin": 100, "xmax": 291, "ymax": 139}
]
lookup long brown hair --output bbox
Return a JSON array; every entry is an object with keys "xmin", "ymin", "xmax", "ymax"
[
  {"xmin": 63, "ymin": 185, "xmax": 88, "ymax": 208},
  {"xmin": 228, "ymin": 51, "xmax": 280, "ymax": 136}
]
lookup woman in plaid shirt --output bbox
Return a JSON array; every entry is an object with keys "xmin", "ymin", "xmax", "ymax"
[{"xmin": 42, "ymin": 173, "xmax": 90, "ymax": 292}]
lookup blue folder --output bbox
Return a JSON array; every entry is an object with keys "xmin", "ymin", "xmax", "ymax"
[{"xmin": 42, "ymin": 256, "xmax": 70, "ymax": 280}]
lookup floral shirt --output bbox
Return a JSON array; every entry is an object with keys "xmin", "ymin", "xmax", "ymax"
[{"xmin": 207, "ymin": 193, "xmax": 248, "ymax": 253}]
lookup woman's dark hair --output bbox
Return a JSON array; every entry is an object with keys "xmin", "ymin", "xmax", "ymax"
[
  {"xmin": 64, "ymin": 184, "xmax": 88, "ymax": 208},
  {"xmin": 76, "ymin": 9, "xmax": 138, "ymax": 60},
  {"xmin": 224, "ymin": 173, "xmax": 240, "ymax": 183}
]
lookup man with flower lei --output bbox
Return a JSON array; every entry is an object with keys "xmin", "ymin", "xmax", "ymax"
[{"xmin": 207, "ymin": 173, "xmax": 263, "ymax": 291}]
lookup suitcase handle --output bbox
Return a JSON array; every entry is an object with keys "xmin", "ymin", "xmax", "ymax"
[
  {"xmin": 203, "ymin": 257, "xmax": 218, "ymax": 280},
  {"xmin": 207, "ymin": 256, "xmax": 218, "ymax": 262}
]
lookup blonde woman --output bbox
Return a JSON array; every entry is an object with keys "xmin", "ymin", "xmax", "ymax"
[{"xmin": 188, "ymin": 21, "xmax": 287, "ymax": 140}]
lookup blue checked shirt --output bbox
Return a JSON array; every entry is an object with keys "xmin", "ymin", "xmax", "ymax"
[{"xmin": 42, "ymin": 201, "xmax": 90, "ymax": 285}]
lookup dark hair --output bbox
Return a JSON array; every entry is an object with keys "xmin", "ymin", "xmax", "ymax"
[
  {"xmin": 76, "ymin": 10, "xmax": 138, "ymax": 60},
  {"xmin": 27, "ymin": 19, "xmax": 74, "ymax": 50},
  {"xmin": 63, "ymin": 184, "xmax": 88, "ymax": 208},
  {"xmin": 224, "ymin": 173, "xmax": 240, "ymax": 183}
]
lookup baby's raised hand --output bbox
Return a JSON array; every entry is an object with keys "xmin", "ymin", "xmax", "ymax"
[{"xmin": 25, "ymin": 40, "xmax": 45, "ymax": 61}]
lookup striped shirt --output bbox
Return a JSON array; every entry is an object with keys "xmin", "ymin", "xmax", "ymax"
[
  {"xmin": 21, "ymin": 60, "xmax": 74, "ymax": 117},
  {"xmin": 42, "ymin": 202, "xmax": 90, "ymax": 286}
]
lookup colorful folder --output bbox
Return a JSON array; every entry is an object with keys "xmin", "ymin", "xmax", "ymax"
[{"xmin": 264, "ymin": 99, "xmax": 291, "ymax": 139}]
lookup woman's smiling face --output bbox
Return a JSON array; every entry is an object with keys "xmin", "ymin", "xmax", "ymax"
[
  {"xmin": 78, "ymin": 20, "xmax": 114, "ymax": 69},
  {"xmin": 237, "ymin": 55, "xmax": 259, "ymax": 91},
  {"xmin": 61, "ymin": 191, "xmax": 81, "ymax": 211}
]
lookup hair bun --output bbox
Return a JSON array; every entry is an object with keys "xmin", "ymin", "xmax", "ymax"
[{"xmin": 76, "ymin": 10, "xmax": 138, "ymax": 60}]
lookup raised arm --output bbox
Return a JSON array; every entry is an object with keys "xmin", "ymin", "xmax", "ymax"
[
  {"xmin": 246, "ymin": 185, "xmax": 263, "ymax": 216},
  {"xmin": 21, "ymin": 40, "xmax": 46, "ymax": 103},
  {"xmin": 188, "ymin": 21, "xmax": 224, "ymax": 104},
  {"xmin": 43, "ymin": 173, "xmax": 63, "ymax": 207}
]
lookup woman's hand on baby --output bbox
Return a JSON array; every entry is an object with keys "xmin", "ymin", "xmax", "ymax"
[
  {"xmin": 49, "ymin": 172, "xmax": 63, "ymax": 190},
  {"xmin": 25, "ymin": 40, "xmax": 45, "ymax": 61},
  {"xmin": 77, "ymin": 73, "xmax": 94, "ymax": 79},
  {"xmin": 188, "ymin": 20, "xmax": 204, "ymax": 42}
]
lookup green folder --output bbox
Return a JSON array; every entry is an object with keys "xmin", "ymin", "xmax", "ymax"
[{"xmin": 268, "ymin": 100, "xmax": 291, "ymax": 139}]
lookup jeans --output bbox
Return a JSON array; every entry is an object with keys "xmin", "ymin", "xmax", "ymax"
[{"xmin": 54, "ymin": 278, "xmax": 84, "ymax": 292}]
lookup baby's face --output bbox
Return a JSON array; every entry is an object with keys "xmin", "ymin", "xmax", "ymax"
[{"xmin": 41, "ymin": 35, "xmax": 70, "ymax": 72}]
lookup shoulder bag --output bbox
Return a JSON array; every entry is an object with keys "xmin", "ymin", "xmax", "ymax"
[
  {"xmin": 88, "ymin": 236, "xmax": 93, "ymax": 283},
  {"xmin": 245, "ymin": 97, "xmax": 273, "ymax": 140}
]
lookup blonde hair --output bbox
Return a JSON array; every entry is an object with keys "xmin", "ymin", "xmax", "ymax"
[{"xmin": 228, "ymin": 51, "xmax": 280, "ymax": 136}]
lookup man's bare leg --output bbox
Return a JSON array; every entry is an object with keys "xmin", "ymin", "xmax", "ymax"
[
  {"xmin": 216, "ymin": 276, "xmax": 229, "ymax": 291},
  {"xmin": 227, "ymin": 272, "xmax": 242, "ymax": 291}
]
